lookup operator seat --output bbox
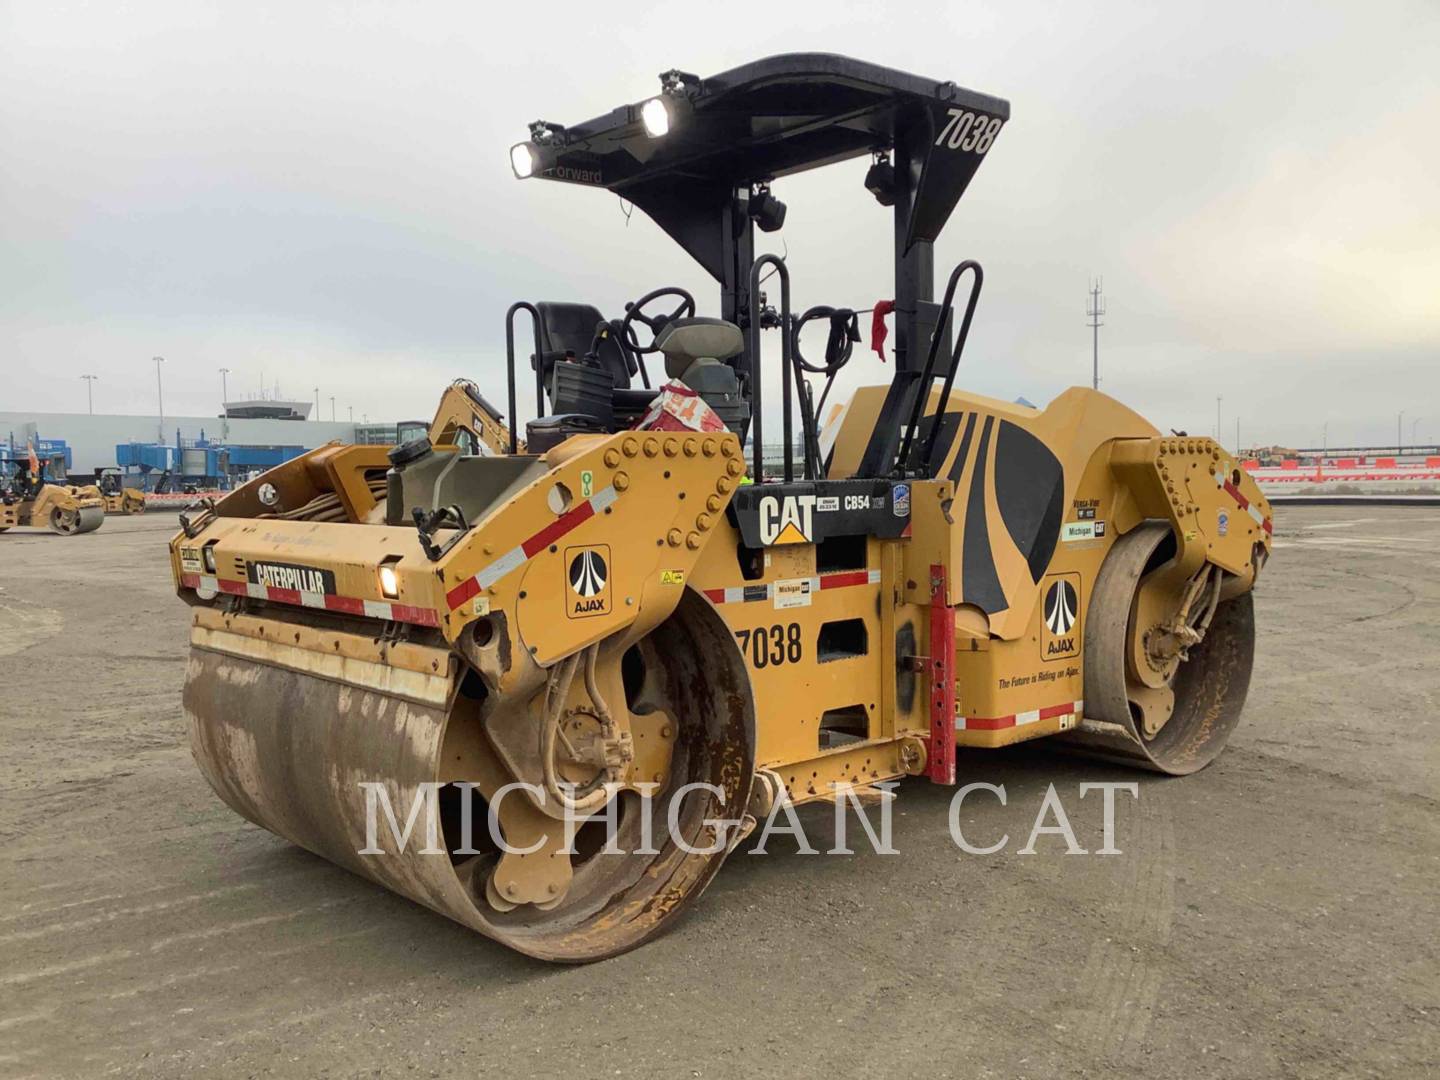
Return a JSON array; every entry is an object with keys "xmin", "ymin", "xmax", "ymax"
[
  {"xmin": 533, "ymin": 302, "xmax": 637, "ymax": 390},
  {"xmin": 528, "ymin": 300, "xmax": 654, "ymax": 442},
  {"xmin": 654, "ymin": 318, "xmax": 751, "ymax": 434}
]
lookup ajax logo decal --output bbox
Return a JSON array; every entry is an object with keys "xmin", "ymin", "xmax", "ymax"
[
  {"xmin": 566, "ymin": 545, "xmax": 612, "ymax": 618},
  {"xmin": 1041, "ymin": 575, "xmax": 1081, "ymax": 661},
  {"xmin": 758, "ymin": 494, "xmax": 816, "ymax": 546},
  {"xmin": 1045, "ymin": 579, "xmax": 1077, "ymax": 634}
]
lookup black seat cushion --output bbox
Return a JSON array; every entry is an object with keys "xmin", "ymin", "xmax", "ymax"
[{"xmin": 534, "ymin": 302, "xmax": 637, "ymax": 392}]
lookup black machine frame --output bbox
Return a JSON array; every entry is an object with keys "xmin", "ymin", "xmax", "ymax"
[{"xmin": 506, "ymin": 52, "xmax": 1009, "ymax": 480}]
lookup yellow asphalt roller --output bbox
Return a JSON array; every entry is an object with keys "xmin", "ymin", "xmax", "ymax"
[{"xmin": 170, "ymin": 54, "xmax": 1272, "ymax": 960}]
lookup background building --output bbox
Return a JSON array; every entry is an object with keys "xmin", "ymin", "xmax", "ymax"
[{"xmin": 0, "ymin": 410, "xmax": 362, "ymax": 474}]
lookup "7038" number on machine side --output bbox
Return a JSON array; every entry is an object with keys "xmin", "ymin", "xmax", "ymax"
[{"xmin": 735, "ymin": 624, "xmax": 802, "ymax": 669}]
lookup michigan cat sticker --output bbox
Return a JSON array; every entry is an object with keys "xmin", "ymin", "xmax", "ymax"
[{"xmin": 566, "ymin": 545, "xmax": 612, "ymax": 618}]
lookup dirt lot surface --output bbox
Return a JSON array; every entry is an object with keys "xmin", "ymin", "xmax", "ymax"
[{"xmin": 2, "ymin": 508, "xmax": 1436, "ymax": 1078}]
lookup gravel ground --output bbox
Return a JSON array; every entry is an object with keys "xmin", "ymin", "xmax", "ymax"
[{"xmin": 1, "ymin": 508, "xmax": 1436, "ymax": 1078}]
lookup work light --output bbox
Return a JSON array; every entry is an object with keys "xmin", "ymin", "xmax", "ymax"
[
  {"xmin": 510, "ymin": 142, "xmax": 538, "ymax": 179},
  {"xmin": 750, "ymin": 184, "xmax": 787, "ymax": 233},
  {"xmin": 510, "ymin": 122, "xmax": 563, "ymax": 179},
  {"xmin": 641, "ymin": 97, "xmax": 670, "ymax": 138}
]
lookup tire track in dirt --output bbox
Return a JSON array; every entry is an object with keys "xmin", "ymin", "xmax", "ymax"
[
  {"xmin": 0, "ymin": 596, "xmax": 63, "ymax": 656},
  {"xmin": 1066, "ymin": 784, "xmax": 1175, "ymax": 1064},
  {"xmin": 0, "ymin": 884, "xmax": 261, "ymax": 945},
  {"xmin": 0, "ymin": 898, "xmax": 354, "ymax": 989}
]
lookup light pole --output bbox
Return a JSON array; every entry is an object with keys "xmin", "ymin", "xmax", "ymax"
[
  {"xmin": 348, "ymin": 405, "xmax": 354, "ymax": 423},
  {"xmin": 1086, "ymin": 278, "xmax": 1104, "ymax": 389},
  {"xmin": 1215, "ymin": 396, "xmax": 1222, "ymax": 442},
  {"xmin": 153, "ymin": 356, "xmax": 165, "ymax": 443},
  {"xmin": 1322, "ymin": 421, "xmax": 1328, "ymax": 458},
  {"xmin": 330, "ymin": 396, "xmax": 336, "ymax": 422},
  {"xmin": 81, "ymin": 374, "xmax": 98, "ymax": 414},
  {"xmin": 219, "ymin": 367, "xmax": 231, "ymax": 408},
  {"xmin": 1398, "ymin": 411, "xmax": 1404, "ymax": 454},
  {"xmin": 314, "ymin": 387, "xmax": 320, "ymax": 420},
  {"xmin": 1413, "ymin": 417, "xmax": 1423, "ymax": 447}
]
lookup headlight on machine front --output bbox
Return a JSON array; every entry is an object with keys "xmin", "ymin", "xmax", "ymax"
[{"xmin": 378, "ymin": 564, "xmax": 400, "ymax": 599}]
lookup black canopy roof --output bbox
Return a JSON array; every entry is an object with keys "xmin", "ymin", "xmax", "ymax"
[{"xmin": 528, "ymin": 53, "xmax": 1010, "ymax": 278}]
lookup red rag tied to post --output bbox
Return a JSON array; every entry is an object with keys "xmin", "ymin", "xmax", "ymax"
[{"xmin": 870, "ymin": 300, "xmax": 895, "ymax": 361}]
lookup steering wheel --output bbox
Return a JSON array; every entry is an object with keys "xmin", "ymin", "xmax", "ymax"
[{"xmin": 619, "ymin": 287, "xmax": 696, "ymax": 355}]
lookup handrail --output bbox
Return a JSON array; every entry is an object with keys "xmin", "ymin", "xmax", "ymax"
[
  {"xmin": 504, "ymin": 301, "xmax": 544, "ymax": 455},
  {"xmin": 747, "ymin": 255, "xmax": 794, "ymax": 483},
  {"xmin": 895, "ymin": 260, "xmax": 984, "ymax": 475}
]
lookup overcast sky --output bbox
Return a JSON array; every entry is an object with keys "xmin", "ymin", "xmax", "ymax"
[{"xmin": 2, "ymin": 1, "xmax": 1436, "ymax": 449}]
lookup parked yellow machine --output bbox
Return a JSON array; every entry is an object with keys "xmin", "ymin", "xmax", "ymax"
[
  {"xmin": 87, "ymin": 469, "xmax": 147, "ymax": 514},
  {"xmin": 2, "ymin": 451, "xmax": 106, "ymax": 535},
  {"xmin": 61, "ymin": 471, "xmax": 147, "ymax": 516},
  {"xmin": 169, "ymin": 55, "xmax": 1272, "ymax": 961},
  {"xmin": 428, "ymin": 379, "xmax": 520, "ymax": 456},
  {"xmin": 1, "ymin": 481, "xmax": 106, "ymax": 534}
]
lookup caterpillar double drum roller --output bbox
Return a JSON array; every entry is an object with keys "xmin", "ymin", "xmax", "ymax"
[
  {"xmin": 73, "ymin": 468, "xmax": 148, "ymax": 515},
  {"xmin": 171, "ymin": 55, "xmax": 1272, "ymax": 961},
  {"xmin": 2, "ymin": 449, "xmax": 106, "ymax": 535}
]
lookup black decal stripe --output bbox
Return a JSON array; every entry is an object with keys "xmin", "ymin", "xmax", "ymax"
[
  {"xmin": 899, "ymin": 409, "xmax": 965, "ymax": 475},
  {"xmin": 961, "ymin": 416, "xmax": 1008, "ymax": 614},
  {"xmin": 994, "ymin": 420, "xmax": 1066, "ymax": 583},
  {"xmin": 856, "ymin": 377, "xmax": 919, "ymax": 477},
  {"xmin": 946, "ymin": 412, "xmax": 979, "ymax": 485}
]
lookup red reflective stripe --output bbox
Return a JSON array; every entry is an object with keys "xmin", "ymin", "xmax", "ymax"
[
  {"xmin": 522, "ymin": 499, "xmax": 595, "ymax": 557},
  {"xmin": 391, "ymin": 604, "xmax": 439, "ymax": 627},
  {"xmin": 324, "ymin": 594, "xmax": 365, "ymax": 617},
  {"xmin": 964, "ymin": 715, "xmax": 1013, "ymax": 731},
  {"xmin": 702, "ymin": 570, "xmax": 878, "ymax": 606},
  {"xmin": 1222, "ymin": 478, "xmax": 1250, "ymax": 511},
  {"xmin": 1262, "ymin": 517, "xmax": 1273, "ymax": 535},
  {"xmin": 446, "ymin": 575, "xmax": 481, "ymax": 611},
  {"xmin": 967, "ymin": 700, "xmax": 1080, "ymax": 730},
  {"xmin": 180, "ymin": 575, "xmax": 438, "ymax": 628}
]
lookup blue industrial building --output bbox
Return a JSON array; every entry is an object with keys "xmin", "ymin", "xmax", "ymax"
[
  {"xmin": 2, "ymin": 411, "xmax": 360, "ymax": 488},
  {"xmin": 114, "ymin": 431, "xmax": 307, "ymax": 489}
]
